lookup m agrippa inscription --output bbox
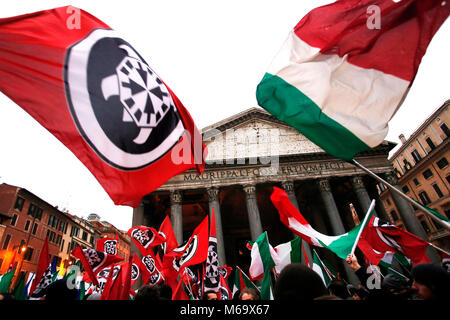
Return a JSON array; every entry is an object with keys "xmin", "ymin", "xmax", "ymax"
[{"xmin": 181, "ymin": 160, "xmax": 348, "ymax": 183}]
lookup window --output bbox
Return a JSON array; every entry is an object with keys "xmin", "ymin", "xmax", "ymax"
[
  {"xmin": 90, "ymin": 235, "xmax": 95, "ymax": 245},
  {"xmin": 419, "ymin": 191, "xmax": 431, "ymax": 205},
  {"xmin": 419, "ymin": 218, "xmax": 431, "ymax": 234},
  {"xmin": 56, "ymin": 235, "xmax": 62, "ymax": 246},
  {"xmin": 386, "ymin": 198, "xmax": 391, "ymax": 206},
  {"xmin": 71, "ymin": 226, "xmax": 80, "ymax": 238},
  {"xmin": 2, "ymin": 234, "xmax": 11, "ymax": 250},
  {"xmin": 10, "ymin": 214, "xmax": 18, "ymax": 226},
  {"xmin": 32, "ymin": 223, "xmax": 38, "ymax": 235},
  {"xmin": 61, "ymin": 239, "xmax": 65, "ymax": 252},
  {"xmin": 48, "ymin": 215, "xmax": 54, "ymax": 227},
  {"xmin": 390, "ymin": 210, "xmax": 399, "ymax": 221},
  {"xmin": 24, "ymin": 220, "xmax": 31, "ymax": 232},
  {"xmin": 82, "ymin": 231, "xmax": 88, "ymax": 241},
  {"xmin": 413, "ymin": 178, "xmax": 420, "ymax": 186},
  {"xmin": 403, "ymin": 159, "xmax": 412, "ymax": 171},
  {"xmin": 23, "ymin": 248, "xmax": 34, "ymax": 261},
  {"xmin": 436, "ymin": 157, "xmax": 448, "ymax": 169},
  {"xmin": 440, "ymin": 123, "xmax": 450, "ymax": 138},
  {"xmin": 432, "ymin": 184, "xmax": 444, "ymax": 198},
  {"xmin": 411, "ymin": 149, "xmax": 422, "ymax": 163},
  {"xmin": 27, "ymin": 204, "xmax": 43, "ymax": 221},
  {"xmin": 425, "ymin": 137, "xmax": 436, "ymax": 150},
  {"xmin": 14, "ymin": 197, "xmax": 25, "ymax": 211},
  {"xmin": 423, "ymin": 169, "xmax": 433, "ymax": 179},
  {"xmin": 401, "ymin": 185, "xmax": 410, "ymax": 194}
]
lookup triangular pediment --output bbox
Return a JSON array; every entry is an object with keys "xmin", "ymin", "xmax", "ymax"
[{"xmin": 201, "ymin": 107, "xmax": 325, "ymax": 162}]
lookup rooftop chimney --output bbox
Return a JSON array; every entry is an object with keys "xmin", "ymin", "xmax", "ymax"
[{"xmin": 399, "ymin": 134, "xmax": 407, "ymax": 144}]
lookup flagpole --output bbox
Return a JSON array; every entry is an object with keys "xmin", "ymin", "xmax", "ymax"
[
  {"xmin": 350, "ymin": 200, "xmax": 376, "ymax": 256},
  {"xmin": 351, "ymin": 159, "xmax": 450, "ymax": 232}
]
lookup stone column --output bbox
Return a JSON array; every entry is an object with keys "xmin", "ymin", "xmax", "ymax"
[
  {"xmin": 318, "ymin": 178, "xmax": 360, "ymax": 286},
  {"xmin": 384, "ymin": 172, "xmax": 440, "ymax": 264},
  {"xmin": 318, "ymin": 179, "xmax": 347, "ymax": 234},
  {"xmin": 281, "ymin": 180, "xmax": 313, "ymax": 265},
  {"xmin": 170, "ymin": 190, "xmax": 183, "ymax": 244},
  {"xmin": 207, "ymin": 187, "xmax": 226, "ymax": 266},
  {"xmin": 243, "ymin": 184, "xmax": 263, "ymax": 241},
  {"xmin": 351, "ymin": 175, "xmax": 378, "ymax": 217}
]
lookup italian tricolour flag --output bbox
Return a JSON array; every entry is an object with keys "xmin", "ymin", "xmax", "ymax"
[
  {"xmin": 271, "ymin": 187, "xmax": 374, "ymax": 260},
  {"xmin": 257, "ymin": 0, "xmax": 449, "ymax": 160}
]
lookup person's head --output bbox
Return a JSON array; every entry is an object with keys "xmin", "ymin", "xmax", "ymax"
[
  {"xmin": 411, "ymin": 263, "xmax": 450, "ymax": 300},
  {"xmin": 0, "ymin": 293, "xmax": 15, "ymax": 300},
  {"xmin": 159, "ymin": 284, "xmax": 172, "ymax": 300},
  {"xmin": 43, "ymin": 279, "xmax": 79, "ymax": 301},
  {"xmin": 203, "ymin": 290, "xmax": 218, "ymax": 300},
  {"xmin": 382, "ymin": 274, "xmax": 410, "ymax": 296},
  {"xmin": 134, "ymin": 285, "xmax": 161, "ymax": 301},
  {"xmin": 274, "ymin": 263, "xmax": 328, "ymax": 300},
  {"xmin": 328, "ymin": 280, "xmax": 350, "ymax": 299},
  {"xmin": 239, "ymin": 287, "xmax": 260, "ymax": 300}
]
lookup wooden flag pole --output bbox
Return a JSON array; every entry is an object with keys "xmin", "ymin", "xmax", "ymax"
[{"xmin": 351, "ymin": 159, "xmax": 450, "ymax": 232}]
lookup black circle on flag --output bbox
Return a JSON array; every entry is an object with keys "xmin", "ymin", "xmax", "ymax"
[{"xmin": 64, "ymin": 29, "xmax": 184, "ymax": 170}]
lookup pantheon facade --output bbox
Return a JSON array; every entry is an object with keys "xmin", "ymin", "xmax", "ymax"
[{"xmin": 131, "ymin": 108, "xmax": 422, "ymax": 283}]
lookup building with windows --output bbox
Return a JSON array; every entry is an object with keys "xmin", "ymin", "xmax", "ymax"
[
  {"xmin": 66, "ymin": 214, "xmax": 101, "ymax": 263},
  {"xmin": 380, "ymin": 100, "xmax": 449, "ymax": 251},
  {"xmin": 0, "ymin": 183, "xmax": 68, "ymax": 286},
  {"xmin": 130, "ymin": 107, "xmax": 428, "ymax": 284},
  {"xmin": 87, "ymin": 215, "xmax": 131, "ymax": 261}
]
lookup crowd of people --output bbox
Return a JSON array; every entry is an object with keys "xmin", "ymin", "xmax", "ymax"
[{"xmin": 1, "ymin": 254, "xmax": 449, "ymax": 301}]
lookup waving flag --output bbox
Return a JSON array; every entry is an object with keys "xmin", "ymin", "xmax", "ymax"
[
  {"xmin": 274, "ymin": 236, "xmax": 303, "ymax": 275},
  {"xmin": 270, "ymin": 187, "xmax": 374, "ymax": 260},
  {"xmin": 128, "ymin": 226, "xmax": 165, "ymax": 256},
  {"xmin": 204, "ymin": 208, "xmax": 220, "ymax": 293},
  {"xmin": 29, "ymin": 237, "xmax": 49, "ymax": 296},
  {"xmin": 72, "ymin": 247, "xmax": 123, "ymax": 286},
  {"xmin": 359, "ymin": 216, "xmax": 430, "ymax": 265},
  {"xmin": 135, "ymin": 251, "xmax": 164, "ymax": 287},
  {"xmin": 96, "ymin": 235, "xmax": 119, "ymax": 256},
  {"xmin": 167, "ymin": 215, "xmax": 209, "ymax": 275},
  {"xmin": 158, "ymin": 215, "xmax": 179, "ymax": 255},
  {"xmin": 0, "ymin": 6, "xmax": 205, "ymax": 207},
  {"xmin": 257, "ymin": 0, "xmax": 449, "ymax": 160},
  {"xmin": 249, "ymin": 232, "xmax": 279, "ymax": 300},
  {"xmin": 232, "ymin": 266, "xmax": 259, "ymax": 298}
]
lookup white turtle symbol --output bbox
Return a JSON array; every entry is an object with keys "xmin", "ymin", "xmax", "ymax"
[{"xmin": 101, "ymin": 44, "xmax": 174, "ymax": 144}]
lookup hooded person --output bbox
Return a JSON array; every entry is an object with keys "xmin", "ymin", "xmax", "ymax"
[{"xmin": 411, "ymin": 263, "xmax": 450, "ymax": 300}]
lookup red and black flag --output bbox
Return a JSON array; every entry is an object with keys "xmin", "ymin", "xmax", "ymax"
[
  {"xmin": 128, "ymin": 226, "xmax": 166, "ymax": 256},
  {"xmin": 0, "ymin": 6, "xmax": 206, "ymax": 207},
  {"xmin": 72, "ymin": 246, "xmax": 123, "ymax": 286}
]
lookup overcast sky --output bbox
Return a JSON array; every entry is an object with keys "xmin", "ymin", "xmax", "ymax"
[{"xmin": 0, "ymin": 1, "xmax": 449, "ymax": 231}]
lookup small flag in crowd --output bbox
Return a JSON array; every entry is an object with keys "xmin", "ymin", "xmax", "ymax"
[
  {"xmin": 270, "ymin": 187, "xmax": 374, "ymax": 260},
  {"xmin": 257, "ymin": 0, "xmax": 449, "ymax": 160},
  {"xmin": 274, "ymin": 237, "xmax": 303, "ymax": 275},
  {"xmin": 359, "ymin": 216, "xmax": 430, "ymax": 265}
]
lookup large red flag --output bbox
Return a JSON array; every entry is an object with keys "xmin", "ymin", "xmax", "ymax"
[
  {"xmin": 359, "ymin": 216, "xmax": 430, "ymax": 265},
  {"xmin": 29, "ymin": 237, "xmax": 49, "ymax": 296},
  {"xmin": 0, "ymin": 6, "xmax": 205, "ymax": 207}
]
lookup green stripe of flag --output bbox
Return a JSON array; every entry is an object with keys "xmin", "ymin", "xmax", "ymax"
[{"xmin": 256, "ymin": 73, "xmax": 370, "ymax": 161}]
